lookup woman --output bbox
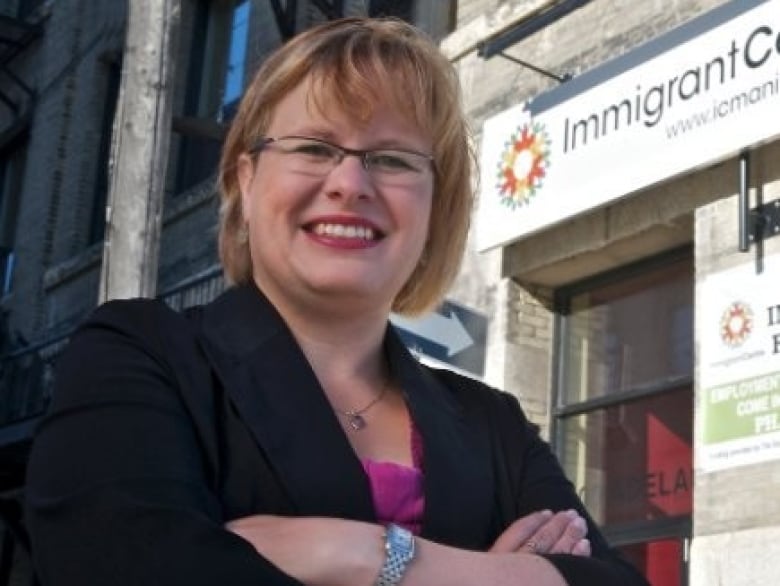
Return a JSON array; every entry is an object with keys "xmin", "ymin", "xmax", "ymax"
[{"xmin": 25, "ymin": 18, "xmax": 648, "ymax": 586}]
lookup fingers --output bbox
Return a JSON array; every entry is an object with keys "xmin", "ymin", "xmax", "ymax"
[
  {"xmin": 547, "ymin": 511, "xmax": 589, "ymax": 555},
  {"xmin": 524, "ymin": 510, "xmax": 576, "ymax": 553},
  {"xmin": 490, "ymin": 510, "xmax": 554, "ymax": 552},
  {"xmin": 494, "ymin": 509, "xmax": 591, "ymax": 557},
  {"xmin": 572, "ymin": 538, "xmax": 591, "ymax": 556}
]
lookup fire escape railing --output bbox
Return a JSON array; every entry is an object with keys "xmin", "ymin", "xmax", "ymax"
[
  {"xmin": 0, "ymin": 266, "xmax": 226, "ymax": 428},
  {"xmin": 159, "ymin": 266, "xmax": 225, "ymax": 312},
  {"xmin": 0, "ymin": 332, "xmax": 68, "ymax": 427}
]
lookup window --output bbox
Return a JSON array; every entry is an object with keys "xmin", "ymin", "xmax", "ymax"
[
  {"xmin": 0, "ymin": 136, "xmax": 27, "ymax": 296},
  {"xmin": 89, "ymin": 59, "xmax": 122, "ymax": 245},
  {"xmin": 176, "ymin": 0, "xmax": 251, "ymax": 192},
  {"xmin": 368, "ymin": 0, "xmax": 414, "ymax": 20},
  {"xmin": 554, "ymin": 249, "xmax": 693, "ymax": 586},
  {"xmin": 221, "ymin": 0, "xmax": 250, "ymax": 117},
  {"xmin": 1, "ymin": 0, "xmax": 45, "ymax": 20}
]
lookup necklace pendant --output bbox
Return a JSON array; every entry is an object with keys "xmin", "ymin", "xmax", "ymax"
[{"xmin": 347, "ymin": 412, "xmax": 366, "ymax": 431}]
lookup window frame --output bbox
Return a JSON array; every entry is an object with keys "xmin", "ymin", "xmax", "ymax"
[
  {"xmin": 88, "ymin": 57, "xmax": 122, "ymax": 246},
  {"xmin": 175, "ymin": 0, "xmax": 249, "ymax": 193},
  {"xmin": 551, "ymin": 245, "xmax": 694, "ymax": 550},
  {"xmin": 0, "ymin": 132, "xmax": 29, "ymax": 296}
]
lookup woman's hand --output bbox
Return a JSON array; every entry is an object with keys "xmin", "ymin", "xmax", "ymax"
[
  {"xmin": 490, "ymin": 509, "xmax": 591, "ymax": 556},
  {"xmin": 226, "ymin": 515, "xmax": 384, "ymax": 586}
]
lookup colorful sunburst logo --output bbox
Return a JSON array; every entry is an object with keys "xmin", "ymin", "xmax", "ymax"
[
  {"xmin": 720, "ymin": 301, "xmax": 753, "ymax": 348},
  {"xmin": 496, "ymin": 121, "xmax": 551, "ymax": 209}
]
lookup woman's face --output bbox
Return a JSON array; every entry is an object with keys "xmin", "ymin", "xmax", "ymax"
[{"xmin": 237, "ymin": 80, "xmax": 434, "ymax": 316}]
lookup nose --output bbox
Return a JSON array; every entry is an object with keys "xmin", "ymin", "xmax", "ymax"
[{"xmin": 323, "ymin": 152, "xmax": 375, "ymax": 201}]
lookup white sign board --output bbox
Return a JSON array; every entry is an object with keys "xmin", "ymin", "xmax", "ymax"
[
  {"xmin": 698, "ymin": 253, "xmax": 780, "ymax": 472},
  {"xmin": 477, "ymin": 0, "xmax": 780, "ymax": 250}
]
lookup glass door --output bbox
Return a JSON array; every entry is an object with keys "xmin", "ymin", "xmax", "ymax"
[
  {"xmin": 553, "ymin": 248, "xmax": 693, "ymax": 585},
  {"xmin": 619, "ymin": 537, "xmax": 689, "ymax": 586}
]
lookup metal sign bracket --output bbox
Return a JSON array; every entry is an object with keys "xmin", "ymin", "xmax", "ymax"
[{"xmin": 749, "ymin": 199, "xmax": 780, "ymax": 244}]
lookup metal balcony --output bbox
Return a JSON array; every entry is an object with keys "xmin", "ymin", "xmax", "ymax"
[
  {"xmin": 0, "ymin": 333, "xmax": 67, "ymax": 428},
  {"xmin": 0, "ymin": 0, "xmax": 47, "ymax": 21},
  {"xmin": 0, "ymin": 266, "xmax": 226, "ymax": 432},
  {"xmin": 159, "ymin": 266, "xmax": 225, "ymax": 311}
]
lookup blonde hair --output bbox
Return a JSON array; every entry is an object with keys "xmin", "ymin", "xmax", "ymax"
[{"xmin": 217, "ymin": 17, "xmax": 474, "ymax": 315}]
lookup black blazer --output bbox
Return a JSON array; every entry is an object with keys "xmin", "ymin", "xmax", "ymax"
[{"xmin": 25, "ymin": 284, "xmax": 648, "ymax": 585}]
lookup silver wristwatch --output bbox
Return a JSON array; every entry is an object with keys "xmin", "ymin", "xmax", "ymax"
[{"xmin": 375, "ymin": 524, "xmax": 416, "ymax": 586}]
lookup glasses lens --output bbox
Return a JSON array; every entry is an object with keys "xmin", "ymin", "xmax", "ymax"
[
  {"xmin": 267, "ymin": 137, "xmax": 432, "ymax": 185},
  {"xmin": 274, "ymin": 138, "xmax": 339, "ymax": 174},
  {"xmin": 366, "ymin": 151, "xmax": 430, "ymax": 176}
]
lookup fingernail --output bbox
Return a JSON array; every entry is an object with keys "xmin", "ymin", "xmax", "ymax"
[
  {"xmin": 541, "ymin": 509, "xmax": 553, "ymax": 517},
  {"xmin": 566, "ymin": 509, "xmax": 579, "ymax": 520},
  {"xmin": 575, "ymin": 538, "xmax": 590, "ymax": 555}
]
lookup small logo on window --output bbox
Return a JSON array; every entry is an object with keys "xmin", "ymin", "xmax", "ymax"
[
  {"xmin": 496, "ymin": 121, "xmax": 551, "ymax": 210},
  {"xmin": 720, "ymin": 301, "xmax": 753, "ymax": 348}
]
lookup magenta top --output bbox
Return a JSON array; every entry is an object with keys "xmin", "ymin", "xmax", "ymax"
[{"xmin": 361, "ymin": 423, "xmax": 425, "ymax": 535}]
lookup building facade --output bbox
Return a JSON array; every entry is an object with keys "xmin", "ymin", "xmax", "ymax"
[
  {"xmin": 0, "ymin": 0, "xmax": 778, "ymax": 584},
  {"xmin": 0, "ymin": 1, "xmax": 455, "ymax": 583},
  {"xmin": 441, "ymin": 1, "xmax": 780, "ymax": 585}
]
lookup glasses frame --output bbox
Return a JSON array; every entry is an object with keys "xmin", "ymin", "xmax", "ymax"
[{"xmin": 248, "ymin": 135, "xmax": 435, "ymax": 176}]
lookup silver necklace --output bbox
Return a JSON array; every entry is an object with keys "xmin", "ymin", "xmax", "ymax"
[{"xmin": 335, "ymin": 380, "xmax": 390, "ymax": 431}]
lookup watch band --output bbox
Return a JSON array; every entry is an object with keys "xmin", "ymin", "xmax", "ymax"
[{"xmin": 375, "ymin": 524, "xmax": 416, "ymax": 586}]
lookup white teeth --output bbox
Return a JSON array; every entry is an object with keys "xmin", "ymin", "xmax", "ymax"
[{"xmin": 312, "ymin": 223, "xmax": 376, "ymax": 240}]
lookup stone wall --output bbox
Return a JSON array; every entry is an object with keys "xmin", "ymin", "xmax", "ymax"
[{"xmin": 443, "ymin": 0, "xmax": 731, "ymax": 427}]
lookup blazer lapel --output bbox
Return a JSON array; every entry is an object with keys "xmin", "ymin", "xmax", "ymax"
[
  {"xmin": 386, "ymin": 331, "xmax": 495, "ymax": 549},
  {"xmin": 196, "ymin": 285, "xmax": 495, "ymax": 547},
  {"xmin": 197, "ymin": 285, "xmax": 375, "ymax": 521}
]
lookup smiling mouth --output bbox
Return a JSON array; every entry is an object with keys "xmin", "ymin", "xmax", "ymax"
[{"xmin": 307, "ymin": 222, "xmax": 383, "ymax": 241}]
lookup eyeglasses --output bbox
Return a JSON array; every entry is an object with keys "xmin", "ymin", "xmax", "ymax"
[{"xmin": 248, "ymin": 136, "xmax": 434, "ymax": 186}]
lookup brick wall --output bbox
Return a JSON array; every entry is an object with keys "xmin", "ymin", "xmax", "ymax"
[{"xmin": 4, "ymin": 0, "xmax": 126, "ymax": 339}]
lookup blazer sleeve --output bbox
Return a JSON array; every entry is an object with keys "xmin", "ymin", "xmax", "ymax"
[
  {"xmin": 24, "ymin": 300, "xmax": 302, "ymax": 586},
  {"xmin": 495, "ymin": 391, "xmax": 650, "ymax": 586}
]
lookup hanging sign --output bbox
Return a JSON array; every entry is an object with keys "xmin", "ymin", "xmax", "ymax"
[
  {"xmin": 391, "ymin": 300, "xmax": 488, "ymax": 377},
  {"xmin": 698, "ymin": 252, "xmax": 780, "ymax": 472},
  {"xmin": 477, "ymin": 0, "xmax": 780, "ymax": 250}
]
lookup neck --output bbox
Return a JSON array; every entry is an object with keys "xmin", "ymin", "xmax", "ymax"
[{"xmin": 255, "ymin": 278, "xmax": 392, "ymax": 398}]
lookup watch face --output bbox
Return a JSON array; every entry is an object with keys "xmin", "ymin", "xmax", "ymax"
[
  {"xmin": 378, "ymin": 525, "xmax": 416, "ymax": 585},
  {"xmin": 388, "ymin": 525, "xmax": 414, "ymax": 558}
]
